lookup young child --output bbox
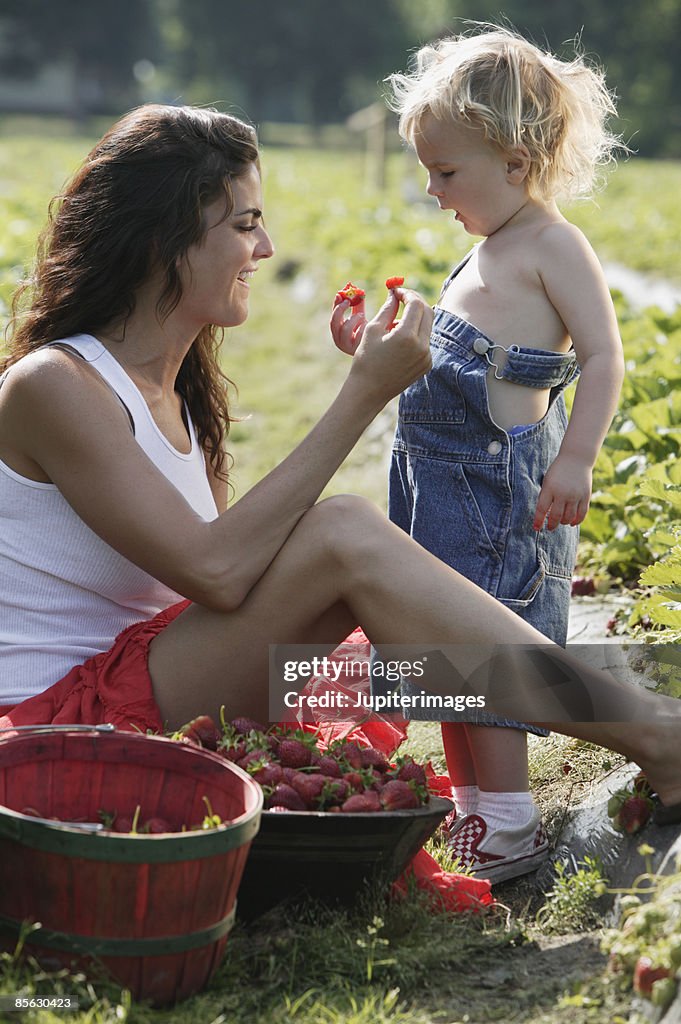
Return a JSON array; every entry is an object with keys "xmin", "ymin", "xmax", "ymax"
[{"xmin": 336, "ymin": 26, "xmax": 625, "ymax": 883}]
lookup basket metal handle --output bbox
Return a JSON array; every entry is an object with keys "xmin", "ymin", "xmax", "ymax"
[{"xmin": 0, "ymin": 723, "xmax": 116, "ymax": 734}]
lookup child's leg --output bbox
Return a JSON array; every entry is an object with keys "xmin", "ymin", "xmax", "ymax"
[
  {"xmin": 467, "ymin": 724, "xmax": 537, "ymax": 829},
  {"xmin": 441, "ymin": 722, "xmax": 479, "ymax": 816},
  {"xmin": 442, "ymin": 722, "xmax": 536, "ymax": 826},
  {"xmin": 467, "ymin": 724, "xmax": 529, "ymax": 791},
  {"xmin": 446, "ymin": 724, "xmax": 546, "ymax": 883}
]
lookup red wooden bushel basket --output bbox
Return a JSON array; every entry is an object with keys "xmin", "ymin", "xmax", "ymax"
[{"xmin": 0, "ymin": 728, "xmax": 262, "ymax": 1006}]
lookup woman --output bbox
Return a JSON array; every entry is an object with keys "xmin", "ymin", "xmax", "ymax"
[{"xmin": 0, "ymin": 104, "xmax": 679, "ymax": 821}]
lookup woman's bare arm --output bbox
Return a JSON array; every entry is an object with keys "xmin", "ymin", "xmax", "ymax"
[{"xmin": 0, "ymin": 292, "xmax": 431, "ymax": 612}]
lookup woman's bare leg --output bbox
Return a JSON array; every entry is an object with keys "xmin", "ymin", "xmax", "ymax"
[
  {"xmin": 148, "ymin": 494, "xmax": 540, "ymax": 725},
  {"xmin": 148, "ymin": 495, "xmax": 681, "ymax": 806}
]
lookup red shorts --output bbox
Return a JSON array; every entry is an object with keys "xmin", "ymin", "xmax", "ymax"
[{"xmin": 0, "ymin": 601, "xmax": 190, "ymax": 734}]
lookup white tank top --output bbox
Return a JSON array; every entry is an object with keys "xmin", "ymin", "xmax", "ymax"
[{"xmin": 0, "ymin": 334, "xmax": 219, "ymax": 704}]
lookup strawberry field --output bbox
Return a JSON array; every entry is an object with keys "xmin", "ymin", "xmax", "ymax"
[{"xmin": 1, "ymin": 117, "xmax": 681, "ymax": 1023}]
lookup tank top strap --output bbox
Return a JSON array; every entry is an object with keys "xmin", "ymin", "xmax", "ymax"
[{"xmin": 47, "ymin": 337, "xmax": 136, "ymax": 434}]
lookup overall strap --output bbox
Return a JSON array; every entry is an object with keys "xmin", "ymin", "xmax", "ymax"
[{"xmin": 437, "ymin": 246, "xmax": 479, "ymax": 304}]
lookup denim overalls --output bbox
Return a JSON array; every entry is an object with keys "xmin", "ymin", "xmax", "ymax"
[{"xmin": 387, "ymin": 251, "xmax": 580, "ymax": 728}]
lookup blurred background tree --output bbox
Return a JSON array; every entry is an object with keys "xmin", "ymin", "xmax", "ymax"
[{"xmin": 0, "ymin": 0, "xmax": 679, "ymax": 154}]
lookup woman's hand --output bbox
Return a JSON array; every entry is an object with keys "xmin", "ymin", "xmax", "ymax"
[
  {"xmin": 330, "ymin": 293, "xmax": 368, "ymax": 355},
  {"xmin": 350, "ymin": 288, "xmax": 433, "ymax": 403},
  {"xmin": 333, "ymin": 288, "xmax": 433, "ymax": 403}
]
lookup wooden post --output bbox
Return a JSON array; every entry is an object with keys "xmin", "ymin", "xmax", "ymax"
[{"xmin": 346, "ymin": 101, "xmax": 389, "ymax": 191}]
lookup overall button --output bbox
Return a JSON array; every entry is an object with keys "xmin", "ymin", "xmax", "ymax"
[
  {"xmin": 487, "ymin": 440, "xmax": 502, "ymax": 455},
  {"xmin": 473, "ymin": 337, "xmax": 490, "ymax": 355}
]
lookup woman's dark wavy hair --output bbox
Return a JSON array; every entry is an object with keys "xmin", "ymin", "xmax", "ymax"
[{"xmin": 4, "ymin": 103, "xmax": 261, "ymax": 480}]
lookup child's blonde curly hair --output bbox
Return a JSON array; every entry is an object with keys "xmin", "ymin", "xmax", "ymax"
[{"xmin": 386, "ymin": 25, "xmax": 624, "ymax": 202}]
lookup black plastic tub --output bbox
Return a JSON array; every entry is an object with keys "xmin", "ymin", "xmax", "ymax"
[{"xmin": 237, "ymin": 796, "xmax": 453, "ymax": 919}]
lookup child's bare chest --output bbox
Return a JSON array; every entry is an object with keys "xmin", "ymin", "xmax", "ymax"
[
  {"xmin": 437, "ymin": 248, "xmax": 573, "ymax": 431},
  {"xmin": 439, "ymin": 249, "xmax": 570, "ymax": 354}
]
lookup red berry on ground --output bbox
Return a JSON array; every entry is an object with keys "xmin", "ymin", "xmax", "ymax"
[
  {"xmin": 614, "ymin": 795, "xmax": 652, "ymax": 834},
  {"xmin": 571, "ymin": 576, "xmax": 596, "ymax": 597},
  {"xmin": 633, "ymin": 956, "xmax": 671, "ymax": 997}
]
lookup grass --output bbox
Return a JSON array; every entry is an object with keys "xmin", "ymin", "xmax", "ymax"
[{"xmin": 1, "ymin": 123, "xmax": 680, "ymax": 1022}]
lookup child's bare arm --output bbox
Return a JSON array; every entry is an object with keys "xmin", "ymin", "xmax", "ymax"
[{"xmin": 533, "ymin": 222, "xmax": 624, "ymax": 531}]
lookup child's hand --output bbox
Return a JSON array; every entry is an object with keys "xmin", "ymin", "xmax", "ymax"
[{"xmin": 533, "ymin": 455, "xmax": 592, "ymax": 531}]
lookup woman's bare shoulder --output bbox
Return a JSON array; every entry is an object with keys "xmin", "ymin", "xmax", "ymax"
[{"xmin": 2, "ymin": 345, "xmax": 128, "ymax": 427}]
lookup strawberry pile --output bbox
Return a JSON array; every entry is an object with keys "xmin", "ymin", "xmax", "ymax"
[
  {"xmin": 607, "ymin": 771, "xmax": 655, "ymax": 834},
  {"xmin": 20, "ymin": 796, "xmax": 222, "ymax": 835},
  {"xmin": 174, "ymin": 715, "xmax": 430, "ymax": 813}
]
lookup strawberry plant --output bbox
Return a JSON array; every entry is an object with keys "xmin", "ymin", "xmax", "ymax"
[{"xmin": 603, "ymin": 856, "xmax": 681, "ymax": 1012}]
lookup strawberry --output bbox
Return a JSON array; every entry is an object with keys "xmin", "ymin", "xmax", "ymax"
[
  {"xmin": 633, "ymin": 956, "xmax": 671, "ymax": 997},
  {"xmin": 220, "ymin": 739, "xmax": 247, "ymax": 762},
  {"xmin": 380, "ymin": 780, "xmax": 420, "ymax": 811},
  {"xmin": 360, "ymin": 747, "xmax": 390, "ymax": 773},
  {"xmin": 114, "ymin": 816, "xmax": 134, "ymax": 833},
  {"xmin": 266, "ymin": 784, "xmax": 307, "ymax": 811},
  {"xmin": 333, "ymin": 740, "xmax": 363, "ymax": 770},
  {"xmin": 178, "ymin": 715, "xmax": 221, "ymax": 750},
  {"xmin": 291, "ymin": 773, "xmax": 327, "ymax": 809},
  {"xmin": 317, "ymin": 755, "xmax": 342, "ymax": 778},
  {"xmin": 633, "ymin": 771, "xmax": 654, "ymax": 796},
  {"xmin": 231, "ymin": 716, "xmax": 268, "ymax": 735},
  {"xmin": 343, "ymin": 771, "xmax": 365, "ymax": 793},
  {"xmin": 322, "ymin": 778, "xmax": 351, "ymax": 806},
  {"xmin": 393, "ymin": 756, "xmax": 427, "ymax": 787},
  {"xmin": 612, "ymin": 795, "xmax": 652, "ymax": 834},
  {"xmin": 385, "ymin": 276, "xmax": 404, "ymax": 290},
  {"xmin": 338, "ymin": 281, "xmax": 365, "ymax": 307},
  {"xmin": 177, "ymin": 728, "xmax": 201, "ymax": 746},
  {"xmin": 236, "ymin": 748, "xmax": 271, "ymax": 771},
  {"xmin": 142, "ymin": 817, "xmax": 172, "ymax": 834},
  {"xmin": 248, "ymin": 761, "xmax": 284, "ymax": 788},
  {"xmin": 571, "ymin": 576, "xmax": 596, "ymax": 597},
  {"xmin": 341, "ymin": 791, "xmax": 383, "ymax": 813},
  {"xmin": 278, "ymin": 738, "xmax": 313, "ymax": 769}
]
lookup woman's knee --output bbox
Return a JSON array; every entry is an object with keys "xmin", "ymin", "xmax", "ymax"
[{"xmin": 300, "ymin": 494, "xmax": 388, "ymax": 567}]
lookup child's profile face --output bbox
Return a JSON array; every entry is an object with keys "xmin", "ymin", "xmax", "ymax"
[{"xmin": 414, "ymin": 114, "xmax": 528, "ymax": 237}]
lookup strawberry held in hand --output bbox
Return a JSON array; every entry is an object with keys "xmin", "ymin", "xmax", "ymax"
[
  {"xmin": 337, "ymin": 281, "xmax": 366, "ymax": 307},
  {"xmin": 385, "ymin": 276, "xmax": 405, "ymax": 290}
]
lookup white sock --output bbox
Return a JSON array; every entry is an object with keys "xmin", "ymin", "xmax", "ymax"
[
  {"xmin": 452, "ymin": 784, "xmax": 480, "ymax": 816},
  {"xmin": 475, "ymin": 791, "xmax": 536, "ymax": 831}
]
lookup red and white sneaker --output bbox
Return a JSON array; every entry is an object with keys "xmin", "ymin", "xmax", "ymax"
[{"xmin": 446, "ymin": 807, "xmax": 549, "ymax": 884}]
